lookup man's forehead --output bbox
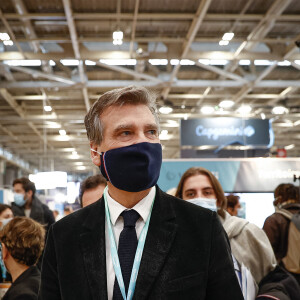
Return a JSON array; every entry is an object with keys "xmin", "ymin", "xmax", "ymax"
[{"xmin": 100, "ymin": 104, "xmax": 156, "ymax": 125}]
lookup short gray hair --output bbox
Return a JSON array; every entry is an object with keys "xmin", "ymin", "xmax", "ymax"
[{"xmin": 84, "ymin": 86, "xmax": 159, "ymax": 145}]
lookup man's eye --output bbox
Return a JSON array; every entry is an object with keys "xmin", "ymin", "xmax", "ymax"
[
  {"xmin": 148, "ymin": 130, "xmax": 157, "ymax": 135},
  {"xmin": 120, "ymin": 131, "xmax": 131, "ymax": 136}
]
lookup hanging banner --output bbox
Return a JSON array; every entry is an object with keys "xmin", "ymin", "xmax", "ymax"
[
  {"xmin": 181, "ymin": 118, "xmax": 273, "ymax": 148},
  {"xmin": 157, "ymin": 158, "xmax": 300, "ymax": 193}
]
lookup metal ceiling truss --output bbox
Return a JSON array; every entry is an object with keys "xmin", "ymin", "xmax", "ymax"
[{"xmin": 0, "ymin": 0, "xmax": 300, "ymax": 172}]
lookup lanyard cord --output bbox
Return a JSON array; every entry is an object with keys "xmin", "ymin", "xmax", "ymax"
[{"xmin": 103, "ymin": 187, "xmax": 154, "ymax": 300}]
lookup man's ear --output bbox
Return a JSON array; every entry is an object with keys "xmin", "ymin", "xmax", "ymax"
[
  {"xmin": 27, "ymin": 189, "xmax": 33, "ymax": 199},
  {"xmin": 90, "ymin": 142, "xmax": 101, "ymax": 167},
  {"xmin": 1, "ymin": 243, "xmax": 8, "ymax": 260}
]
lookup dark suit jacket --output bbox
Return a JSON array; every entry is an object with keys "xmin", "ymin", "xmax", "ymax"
[
  {"xmin": 3, "ymin": 266, "xmax": 40, "ymax": 300},
  {"xmin": 39, "ymin": 187, "xmax": 243, "ymax": 300}
]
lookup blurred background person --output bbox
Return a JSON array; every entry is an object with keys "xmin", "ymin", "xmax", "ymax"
[
  {"xmin": 12, "ymin": 177, "xmax": 55, "ymax": 235},
  {"xmin": 79, "ymin": 174, "xmax": 107, "ymax": 208},
  {"xmin": 52, "ymin": 210, "xmax": 62, "ymax": 222},
  {"xmin": 175, "ymin": 167, "xmax": 277, "ymax": 298},
  {"xmin": 226, "ymin": 194, "xmax": 241, "ymax": 217},
  {"xmin": 63, "ymin": 206, "xmax": 73, "ymax": 217},
  {"xmin": 0, "ymin": 204, "xmax": 13, "ymax": 283},
  {"xmin": 0, "ymin": 216, "xmax": 45, "ymax": 300},
  {"xmin": 263, "ymin": 183, "xmax": 300, "ymax": 285},
  {"xmin": 0, "ymin": 205, "xmax": 13, "ymax": 230}
]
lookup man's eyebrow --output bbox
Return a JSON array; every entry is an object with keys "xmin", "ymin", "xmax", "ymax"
[
  {"xmin": 113, "ymin": 124, "xmax": 135, "ymax": 132},
  {"xmin": 144, "ymin": 123, "xmax": 159, "ymax": 130}
]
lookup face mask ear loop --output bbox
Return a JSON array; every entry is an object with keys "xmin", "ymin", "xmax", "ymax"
[{"xmin": 90, "ymin": 148, "xmax": 101, "ymax": 155}]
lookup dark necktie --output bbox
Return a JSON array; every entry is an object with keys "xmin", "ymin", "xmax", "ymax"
[{"xmin": 113, "ymin": 209, "xmax": 140, "ymax": 300}]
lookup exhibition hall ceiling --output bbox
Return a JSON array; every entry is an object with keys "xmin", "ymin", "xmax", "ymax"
[{"xmin": 0, "ymin": 0, "xmax": 300, "ymax": 173}]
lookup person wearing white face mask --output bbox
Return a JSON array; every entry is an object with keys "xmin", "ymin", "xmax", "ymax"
[
  {"xmin": 0, "ymin": 204, "xmax": 13, "ymax": 284},
  {"xmin": 175, "ymin": 167, "xmax": 277, "ymax": 300},
  {"xmin": 0, "ymin": 204, "xmax": 13, "ymax": 230}
]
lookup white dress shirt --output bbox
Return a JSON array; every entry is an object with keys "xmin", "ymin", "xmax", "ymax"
[{"xmin": 105, "ymin": 186, "xmax": 156, "ymax": 300}]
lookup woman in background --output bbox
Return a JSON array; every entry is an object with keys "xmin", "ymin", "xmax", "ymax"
[
  {"xmin": 175, "ymin": 167, "xmax": 277, "ymax": 299},
  {"xmin": 0, "ymin": 204, "xmax": 13, "ymax": 283},
  {"xmin": 0, "ymin": 205, "xmax": 13, "ymax": 229}
]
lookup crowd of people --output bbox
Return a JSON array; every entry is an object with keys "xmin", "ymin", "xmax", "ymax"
[{"xmin": 0, "ymin": 86, "xmax": 299, "ymax": 300}]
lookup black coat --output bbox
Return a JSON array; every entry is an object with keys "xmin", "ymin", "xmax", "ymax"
[
  {"xmin": 39, "ymin": 187, "xmax": 243, "ymax": 300},
  {"xmin": 3, "ymin": 266, "xmax": 40, "ymax": 300},
  {"xmin": 11, "ymin": 195, "xmax": 55, "ymax": 234}
]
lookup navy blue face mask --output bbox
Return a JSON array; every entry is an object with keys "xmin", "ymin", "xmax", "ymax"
[{"xmin": 96, "ymin": 142, "xmax": 162, "ymax": 192}]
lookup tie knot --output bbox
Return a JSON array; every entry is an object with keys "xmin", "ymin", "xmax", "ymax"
[{"xmin": 121, "ymin": 210, "xmax": 140, "ymax": 228}]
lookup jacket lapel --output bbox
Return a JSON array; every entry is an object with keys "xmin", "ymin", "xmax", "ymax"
[
  {"xmin": 134, "ymin": 187, "xmax": 178, "ymax": 299},
  {"xmin": 79, "ymin": 199, "xmax": 108, "ymax": 300}
]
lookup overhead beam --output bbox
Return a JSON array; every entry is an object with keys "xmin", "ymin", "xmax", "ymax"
[
  {"xmin": 129, "ymin": 0, "xmax": 140, "ymax": 57},
  {"xmin": 4, "ymin": 64, "xmax": 75, "ymax": 84},
  {"xmin": 3, "ymin": 12, "xmax": 300, "ymax": 21},
  {"xmin": 1, "ymin": 51, "xmax": 300, "ymax": 61},
  {"xmin": 162, "ymin": 0, "xmax": 212, "ymax": 98},
  {"xmin": 195, "ymin": 61, "xmax": 248, "ymax": 83},
  {"xmin": 62, "ymin": 0, "xmax": 90, "ymax": 111},
  {"xmin": 13, "ymin": 36, "xmax": 295, "ymax": 44},
  {"xmin": 0, "ymin": 89, "xmax": 55, "ymax": 151},
  {"xmin": 1, "ymin": 79, "xmax": 300, "ymax": 89},
  {"xmin": 95, "ymin": 60, "xmax": 162, "ymax": 83},
  {"xmin": 0, "ymin": 9, "xmax": 25, "ymax": 56}
]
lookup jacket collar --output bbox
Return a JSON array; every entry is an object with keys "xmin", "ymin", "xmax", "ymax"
[
  {"xmin": 79, "ymin": 199, "xmax": 108, "ymax": 300},
  {"xmin": 133, "ymin": 186, "xmax": 178, "ymax": 299}
]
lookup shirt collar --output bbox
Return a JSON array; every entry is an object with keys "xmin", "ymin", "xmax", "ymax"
[{"xmin": 105, "ymin": 186, "xmax": 156, "ymax": 225}]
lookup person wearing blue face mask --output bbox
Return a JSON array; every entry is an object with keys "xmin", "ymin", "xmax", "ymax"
[
  {"xmin": 40, "ymin": 86, "xmax": 243, "ymax": 300},
  {"xmin": 12, "ymin": 178, "xmax": 55, "ymax": 241}
]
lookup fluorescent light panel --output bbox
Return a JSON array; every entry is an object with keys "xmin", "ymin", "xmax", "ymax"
[
  {"xmin": 219, "ymin": 40, "xmax": 229, "ymax": 46},
  {"xmin": 222, "ymin": 32, "xmax": 234, "ymax": 41},
  {"xmin": 44, "ymin": 105, "xmax": 52, "ymax": 112},
  {"xmin": 0, "ymin": 33, "xmax": 10, "ymax": 41},
  {"xmin": 4, "ymin": 60, "xmax": 42, "ymax": 66},
  {"xmin": 201, "ymin": 106, "xmax": 214, "ymax": 114},
  {"xmin": 99, "ymin": 59, "xmax": 136, "ymax": 65}
]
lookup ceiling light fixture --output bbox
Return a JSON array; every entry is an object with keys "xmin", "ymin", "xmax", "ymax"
[
  {"xmin": 59, "ymin": 129, "xmax": 66, "ymax": 136},
  {"xmin": 159, "ymin": 100, "xmax": 173, "ymax": 114},
  {"xmin": 77, "ymin": 166, "xmax": 86, "ymax": 170},
  {"xmin": 149, "ymin": 59, "xmax": 168, "ymax": 65},
  {"xmin": 237, "ymin": 105, "xmax": 252, "ymax": 114},
  {"xmin": 3, "ymin": 40, "xmax": 13, "ymax": 46},
  {"xmin": 219, "ymin": 40, "xmax": 229, "ymax": 46},
  {"xmin": 201, "ymin": 106, "xmax": 215, "ymax": 114},
  {"xmin": 159, "ymin": 129, "xmax": 170, "ymax": 140},
  {"xmin": 60, "ymin": 59, "xmax": 79, "ymax": 66},
  {"xmin": 99, "ymin": 59, "xmax": 136, "ymax": 66},
  {"xmin": 0, "ymin": 33, "xmax": 10, "ymax": 41},
  {"xmin": 261, "ymin": 113, "xmax": 266, "ymax": 120},
  {"xmin": 272, "ymin": 106, "xmax": 288, "ymax": 114},
  {"xmin": 113, "ymin": 30, "xmax": 123, "ymax": 45},
  {"xmin": 219, "ymin": 100, "xmax": 234, "ymax": 108},
  {"xmin": 44, "ymin": 105, "xmax": 52, "ymax": 112},
  {"xmin": 222, "ymin": 32, "xmax": 234, "ymax": 41},
  {"xmin": 284, "ymin": 144, "xmax": 295, "ymax": 150}
]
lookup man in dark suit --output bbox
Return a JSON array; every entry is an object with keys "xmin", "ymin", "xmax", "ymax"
[{"xmin": 39, "ymin": 86, "xmax": 243, "ymax": 300}]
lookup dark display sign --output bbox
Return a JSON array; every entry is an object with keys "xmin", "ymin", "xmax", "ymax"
[{"xmin": 181, "ymin": 118, "xmax": 273, "ymax": 148}]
